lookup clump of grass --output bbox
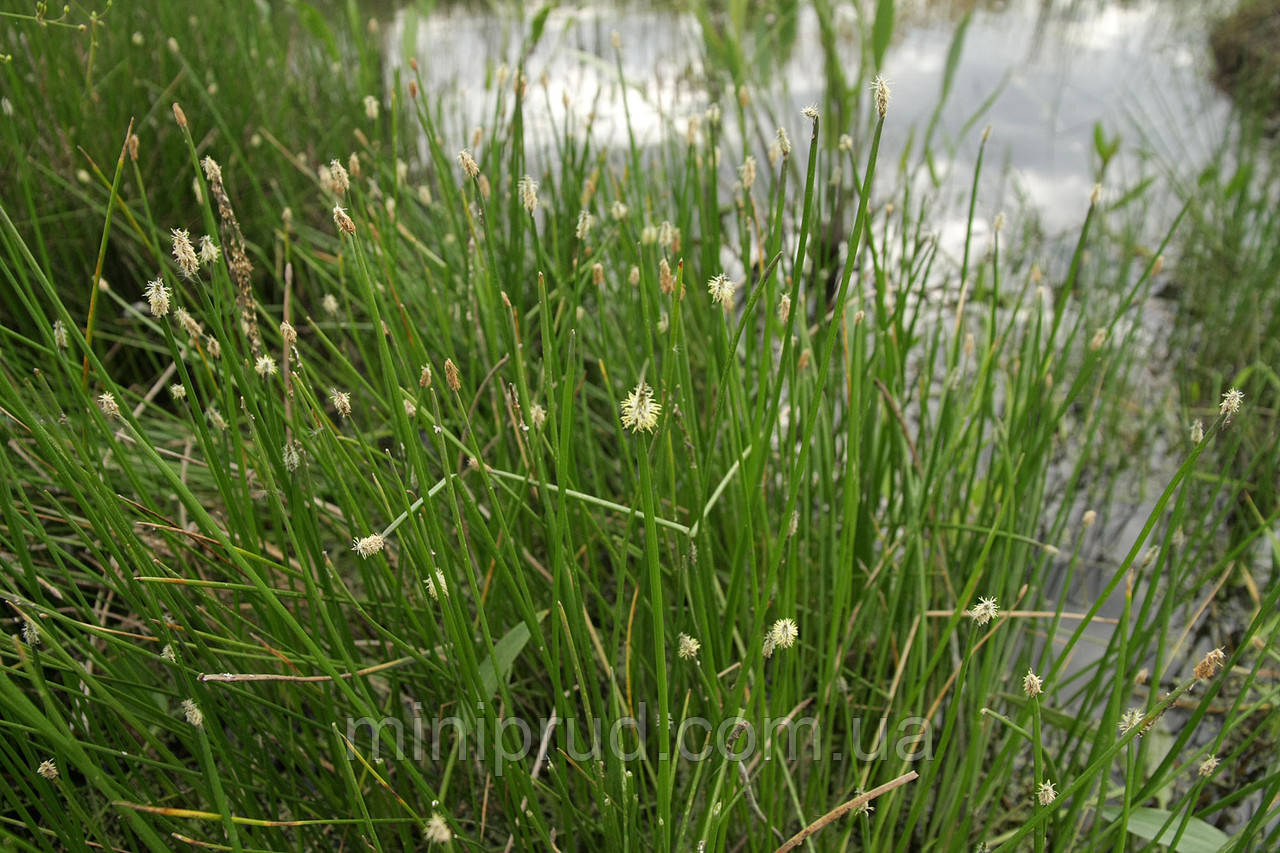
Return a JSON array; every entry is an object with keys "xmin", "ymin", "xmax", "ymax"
[{"xmin": 1, "ymin": 3, "xmax": 1278, "ymax": 851}]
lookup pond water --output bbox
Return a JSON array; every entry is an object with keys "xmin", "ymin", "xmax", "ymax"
[{"xmin": 388, "ymin": 0, "xmax": 1236, "ymax": 248}]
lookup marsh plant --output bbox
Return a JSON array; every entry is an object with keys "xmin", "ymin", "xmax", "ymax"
[{"xmin": 0, "ymin": 2, "xmax": 1277, "ymax": 851}]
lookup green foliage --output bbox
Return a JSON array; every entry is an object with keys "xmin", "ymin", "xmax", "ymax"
[{"xmin": 0, "ymin": 2, "xmax": 1277, "ymax": 851}]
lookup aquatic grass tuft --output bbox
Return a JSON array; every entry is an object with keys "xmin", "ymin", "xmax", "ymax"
[{"xmin": 0, "ymin": 2, "xmax": 1277, "ymax": 851}]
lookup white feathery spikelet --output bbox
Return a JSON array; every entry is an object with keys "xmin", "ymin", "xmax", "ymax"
[
  {"xmin": 707, "ymin": 273, "xmax": 736, "ymax": 308},
  {"xmin": 967, "ymin": 596, "xmax": 999, "ymax": 626},
  {"xmin": 1023, "ymin": 669, "xmax": 1043, "ymax": 698},
  {"xmin": 518, "ymin": 176, "xmax": 538, "ymax": 213},
  {"xmin": 351, "ymin": 533, "xmax": 385, "ymax": 559},
  {"xmin": 424, "ymin": 813, "xmax": 452, "ymax": 843},
  {"xmin": 619, "ymin": 382, "xmax": 661, "ymax": 433},
  {"xmin": 330, "ymin": 389, "xmax": 352, "ymax": 418},
  {"xmin": 98, "ymin": 391, "xmax": 121, "ymax": 420},
  {"xmin": 424, "ymin": 569, "xmax": 448, "ymax": 600},
  {"xmin": 171, "ymin": 228, "xmax": 199, "ymax": 278},
  {"xmin": 199, "ymin": 235, "xmax": 220, "ymax": 265},
  {"xmin": 871, "ymin": 75, "xmax": 891, "ymax": 117},
  {"xmin": 181, "ymin": 698, "xmax": 203, "ymax": 727},
  {"xmin": 458, "ymin": 149, "xmax": 480, "ymax": 179},
  {"xmin": 576, "ymin": 209, "xmax": 594, "ymax": 240},
  {"xmin": 1219, "ymin": 387, "xmax": 1243, "ymax": 420},
  {"xmin": 143, "ymin": 277, "xmax": 171, "ymax": 318}
]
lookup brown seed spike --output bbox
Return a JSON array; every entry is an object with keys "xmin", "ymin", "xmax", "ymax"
[{"xmin": 172, "ymin": 102, "xmax": 187, "ymax": 129}]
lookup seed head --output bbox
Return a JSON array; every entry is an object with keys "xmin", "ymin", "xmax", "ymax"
[
  {"xmin": 204, "ymin": 335, "xmax": 221, "ymax": 359},
  {"xmin": 327, "ymin": 159, "xmax": 350, "ymax": 195},
  {"xmin": 363, "ymin": 95, "xmax": 379, "ymax": 120},
  {"xmin": 161, "ymin": 644, "xmax": 177, "ymax": 662},
  {"xmin": 457, "ymin": 149, "xmax": 480, "ymax": 179},
  {"xmin": 280, "ymin": 321, "xmax": 297, "ymax": 347},
  {"xmin": 619, "ymin": 381, "xmax": 661, "ymax": 433},
  {"xmin": 529, "ymin": 403, "xmax": 546, "ymax": 429},
  {"xmin": 200, "ymin": 156, "xmax": 221, "ymax": 182},
  {"xmin": 254, "ymin": 355, "xmax": 277, "ymax": 377},
  {"xmin": 778, "ymin": 293, "xmax": 791, "ymax": 324},
  {"xmin": 1089, "ymin": 328, "xmax": 1106, "ymax": 350},
  {"xmin": 330, "ymin": 389, "xmax": 352, "ymax": 418},
  {"xmin": 424, "ymin": 569, "xmax": 448, "ymax": 600},
  {"xmin": 419, "ymin": 364, "xmax": 433, "ymax": 388},
  {"xmin": 1119, "ymin": 707, "xmax": 1147, "ymax": 736},
  {"xmin": 1219, "ymin": 387, "xmax": 1243, "ymax": 420},
  {"xmin": 21, "ymin": 619, "xmax": 39, "ymax": 646},
  {"xmin": 198, "ymin": 235, "xmax": 220, "ymax": 265},
  {"xmin": 1090, "ymin": 183, "xmax": 1102, "ymax": 205},
  {"xmin": 739, "ymin": 156, "xmax": 757, "ymax": 191},
  {"xmin": 776, "ymin": 127, "xmax": 792, "ymax": 157},
  {"xmin": 872, "ymin": 75, "xmax": 891, "ymax": 117},
  {"xmin": 181, "ymin": 698, "xmax": 203, "ymax": 727},
  {"xmin": 333, "ymin": 205, "xmax": 356, "ymax": 236},
  {"xmin": 98, "ymin": 391, "xmax": 121, "ymax": 420},
  {"xmin": 628, "ymin": 266, "xmax": 640, "ymax": 286},
  {"xmin": 1194, "ymin": 647, "xmax": 1225, "ymax": 681},
  {"xmin": 282, "ymin": 440, "xmax": 301, "ymax": 472},
  {"xmin": 611, "ymin": 200, "xmax": 629, "ymax": 221},
  {"xmin": 171, "ymin": 228, "xmax": 199, "ymax": 278},
  {"xmin": 592, "ymin": 262, "xmax": 605, "ymax": 287},
  {"xmin": 207, "ymin": 407, "xmax": 227, "ymax": 431},
  {"xmin": 37, "ymin": 759, "xmax": 58, "ymax": 781},
  {"xmin": 171, "ymin": 101, "xmax": 187, "ymax": 128},
  {"xmin": 1035, "ymin": 780, "xmax": 1056, "ymax": 806},
  {"xmin": 518, "ymin": 175, "xmax": 538, "ymax": 213},
  {"xmin": 1019, "ymin": 669, "xmax": 1043, "ymax": 698},
  {"xmin": 1198, "ymin": 755, "xmax": 1220, "ymax": 778},
  {"xmin": 967, "ymin": 596, "xmax": 999, "ymax": 626},
  {"xmin": 52, "ymin": 319, "xmax": 69, "ymax": 349},
  {"xmin": 169, "ymin": 383, "xmax": 186, "ymax": 399},
  {"xmin": 444, "ymin": 358, "xmax": 462, "ymax": 391},
  {"xmin": 770, "ymin": 618, "xmax": 799, "ymax": 654},
  {"xmin": 677, "ymin": 633, "xmax": 701, "ymax": 660},
  {"xmin": 424, "ymin": 813, "xmax": 452, "ymax": 843},
  {"xmin": 143, "ymin": 278, "xmax": 171, "ymax": 318},
  {"xmin": 352, "ymin": 533, "xmax": 386, "ymax": 558},
  {"xmin": 707, "ymin": 273, "xmax": 736, "ymax": 308},
  {"xmin": 322, "ymin": 293, "xmax": 340, "ymax": 316},
  {"xmin": 1190, "ymin": 419, "xmax": 1204, "ymax": 443},
  {"xmin": 1082, "ymin": 509, "xmax": 1097, "ymax": 527},
  {"xmin": 659, "ymin": 258, "xmax": 676, "ymax": 295},
  {"xmin": 802, "ymin": 104, "xmax": 819, "ymax": 121},
  {"xmin": 576, "ymin": 209, "xmax": 594, "ymax": 241}
]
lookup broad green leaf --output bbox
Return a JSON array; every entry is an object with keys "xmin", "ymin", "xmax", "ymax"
[
  {"xmin": 479, "ymin": 612, "xmax": 546, "ymax": 701},
  {"xmin": 1100, "ymin": 806, "xmax": 1229, "ymax": 852}
]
